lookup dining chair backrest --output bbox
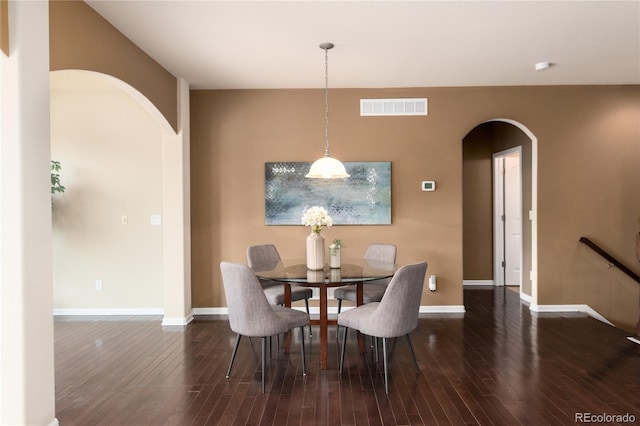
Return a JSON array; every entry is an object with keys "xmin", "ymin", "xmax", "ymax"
[
  {"xmin": 246, "ymin": 244, "xmax": 281, "ymax": 272},
  {"xmin": 359, "ymin": 262, "xmax": 427, "ymax": 338},
  {"xmin": 364, "ymin": 244, "xmax": 397, "ymax": 264},
  {"xmin": 220, "ymin": 261, "xmax": 285, "ymax": 337}
]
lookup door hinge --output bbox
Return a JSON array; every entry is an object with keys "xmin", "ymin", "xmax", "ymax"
[
  {"xmin": 501, "ymin": 261, "xmax": 506, "ymax": 268},
  {"xmin": 501, "ymin": 214, "xmax": 505, "ymax": 221}
]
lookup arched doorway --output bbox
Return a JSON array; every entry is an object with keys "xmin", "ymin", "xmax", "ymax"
[
  {"xmin": 50, "ymin": 69, "xmax": 192, "ymax": 324},
  {"xmin": 462, "ymin": 119, "xmax": 538, "ymax": 304}
]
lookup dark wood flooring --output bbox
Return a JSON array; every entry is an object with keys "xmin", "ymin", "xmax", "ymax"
[{"xmin": 55, "ymin": 288, "xmax": 640, "ymax": 425}]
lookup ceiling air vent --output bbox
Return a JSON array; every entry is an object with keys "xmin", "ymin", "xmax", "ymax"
[{"xmin": 360, "ymin": 98, "xmax": 428, "ymax": 116}]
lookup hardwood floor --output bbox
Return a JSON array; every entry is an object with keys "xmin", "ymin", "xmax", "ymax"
[{"xmin": 55, "ymin": 288, "xmax": 640, "ymax": 425}]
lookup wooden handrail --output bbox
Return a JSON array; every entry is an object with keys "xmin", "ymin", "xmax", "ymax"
[
  {"xmin": 579, "ymin": 237, "xmax": 640, "ymax": 284},
  {"xmin": 579, "ymin": 236, "xmax": 640, "ymax": 339}
]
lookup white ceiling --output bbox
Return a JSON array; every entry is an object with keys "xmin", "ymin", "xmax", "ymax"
[{"xmin": 85, "ymin": 0, "xmax": 640, "ymax": 90}]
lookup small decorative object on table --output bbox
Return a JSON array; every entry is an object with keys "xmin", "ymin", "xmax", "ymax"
[
  {"xmin": 329, "ymin": 239, "xmax": 345, "ymax": 268},
  {"xmin": 302, "ymin": 206, "xmax": 333, "ymax": 270}
]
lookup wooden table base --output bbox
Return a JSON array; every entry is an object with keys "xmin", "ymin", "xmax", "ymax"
[{"xmin": 284, "ymin": 281, "xmax": 363, "ymax": 369}]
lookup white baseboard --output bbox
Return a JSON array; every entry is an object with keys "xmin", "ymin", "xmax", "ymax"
[
  {"xmin": 161, "ymin": 311, "xmax": 194, "ymax": 326},
  {"xmin": 519, "ymin": 292, "xmax": 532, "ymax": 304},
  {"xmin": 53, "ymin": 308, "xmax": 163, "ymax": 316},
  {"xmin": 192, "ymin": 307, "xmax": 228, "ymax": 315},
  {"xmin": 463, "ymin": 280, "xmax": 494, "ymax": 286},
  {"xmin": 419, "ymin": 305, "xmax": 466, "ymax": 313},
  {"xmin": 627, "ymin": 336, "xmax": 640, "ymax": 345},
  {"xmin": 530, "ymin": 304, "xmax": 614, "ymax": 327}
]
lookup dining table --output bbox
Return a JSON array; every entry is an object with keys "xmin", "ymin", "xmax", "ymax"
[{"xmin": 255, "ymin": 257, "xmax": 398, "ymax": 369}]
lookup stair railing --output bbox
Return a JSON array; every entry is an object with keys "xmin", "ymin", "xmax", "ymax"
[{"xmin": 578, "ymin": 236, "xmax": 640, "ymax": 341}]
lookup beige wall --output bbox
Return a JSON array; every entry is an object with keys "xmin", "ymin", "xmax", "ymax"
[
  {"xmin": 49, "ymin": 0, "xmax": 178, "ymax": 132},
  {"xmin": 50, "ymin": 71, "xmax": 164, "ymax": 310},
  {"xmin": 191, "ymin": 86, "xmax": 640, "ymax": 332}
]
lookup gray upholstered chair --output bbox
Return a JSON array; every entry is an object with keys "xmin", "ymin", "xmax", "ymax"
[
  {"xmin": 247, "ymin": 244, "xmax": 313, "ymax": 315},
  {"xmin": 338, "ymin": 261, "xmax": 427, "ymax": 394},
  {"xmin": 333, "ymin": 243, "xmax": 397, "ymax": 313},
  {"xmin": 220, "ymin": 261, "xmax": 309, "ymax": 393}
]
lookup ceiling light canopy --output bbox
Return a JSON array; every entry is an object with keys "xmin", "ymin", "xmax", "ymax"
[{"xmin": 306, "ymin": 42, "xmax": 350, "ymax": 179}]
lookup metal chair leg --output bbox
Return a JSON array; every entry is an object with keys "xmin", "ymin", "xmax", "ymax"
[
  {"xmin": 300, "ymin": 326, "xmax": 307, "ymax": 375},
  {"xmin": 261, "ymin": 337, "xmax": 267, "ymax": 393},
  {"xmin": 337, "ymin": 299, "xmax": 343, "ymax": 313},
  {"xmin": 226, "ymin": 334, "xmax": 242, "ymax": 378},
  {"xmin": 383, "ymin": 337, "xmax": 389, "ymax": 394},
  {"xmin": 304, "ymin": 299, "xmax": 312, "ymax": 336},
  {"xmin": 339, "ymin": 327, "xmax": 348, "ymax": 375},
  {"xmin": 374, "ymin": 337, "xmax": 379, "ymax": 364},
  {"xmin": 406, "ymin": 334, "xmax": 419, "ymax": 373}
]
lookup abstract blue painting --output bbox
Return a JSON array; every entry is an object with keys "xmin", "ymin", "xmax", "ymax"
[{"xmin": 265, "ymin": 162, "xmax": 391, "ymax": 225}]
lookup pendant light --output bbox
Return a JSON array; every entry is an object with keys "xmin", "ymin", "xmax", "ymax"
[{"xmin": 306, "ymin": 42, "xmax": 350, "ymax": 179}]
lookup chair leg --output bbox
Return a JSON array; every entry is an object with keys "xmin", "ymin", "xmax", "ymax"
[
  {"xmin": 406, "ymin": 334, "xmax": 419, "ymax": 373},
  {"xmin": 261, "ymin": 337, "xmax": 267, "ymax": 393},
  {"xmin": 339, "ymin": 327, "xmax": 348, "ymax": 375},
  {"xmin": 300, "ymin": 326, "xmax": 307, "ymax": 376},
  {"xmin": 382, "ymin": 337, "xmax": 389, "ymax": 394},
  {"xmin": 226, "ymin": 334, "xmax": 242, "ymax": 379},
  {"xmin": 374, "ymin": 337, "xmax": 379, "ymax": 364},
  {"xmin": 336, "ymin": 300, "xmax": 343, "ymax": 338},
  {"xmin": 304, "ymin": 299, "xmax": 312, "ymax": 336}
]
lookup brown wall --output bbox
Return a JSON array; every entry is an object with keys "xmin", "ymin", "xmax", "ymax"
[
  {"xmin": 1, "ymin": 0, "xmax": 8, "ymax": 56},
  {"xmin": 462, "ymin": 124, "xmax": 494, "ymax": 280},
  {"xmin": 191, "ymin": 86, "xmax": 640, "ymax": 332},
  {"xmin": 47, "ymin": 2, "xmax": 640, "ymax": 332},
  {"xmin": 49, "ymin": 0, "xmax": 178, "ymax": 132}
]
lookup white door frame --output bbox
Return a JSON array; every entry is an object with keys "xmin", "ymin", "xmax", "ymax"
[
  {"xmin": 493, "ymin": 146, "xmax": 523, "ymax": 288},
  {"xmin": 482, "ymin": 118, "xmax": 537, "ymax": 306}
]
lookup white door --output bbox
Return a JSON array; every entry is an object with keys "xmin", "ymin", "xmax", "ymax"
[
  {"xmin": 493, "ymin": 148, "xmax": 522, "ymax": 287},
  {"xmin": 503, "ymin": 153, "xmax": 522, "ymax": 286}
]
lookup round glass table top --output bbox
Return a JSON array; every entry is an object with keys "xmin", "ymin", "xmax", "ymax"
[{"xmin": 254, "ymin": 257, "xmax": 398, "ymax": 286}]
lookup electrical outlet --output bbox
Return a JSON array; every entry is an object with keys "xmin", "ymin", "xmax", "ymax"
[{"xmin": 95, "ymin": 280, "xmax": 103, "ymax": 291}]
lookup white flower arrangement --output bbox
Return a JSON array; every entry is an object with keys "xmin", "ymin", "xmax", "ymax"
[{"xmin": 301, "ymin": 206, "xmax": 333, "ymax": 233}]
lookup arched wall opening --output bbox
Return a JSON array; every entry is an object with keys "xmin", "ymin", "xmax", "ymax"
[
  {"xmin": 462, "ymin": 118, "xmax": 538, "ymax": 304},
  {"xmin": 50, "ymin": 69, "xmax": 191, "ymax": 323}
]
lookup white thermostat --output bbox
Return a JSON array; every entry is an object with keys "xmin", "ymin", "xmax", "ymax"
[{"xmin": 421, "ymin": 181, "xmax": 436, "ymax": 191}]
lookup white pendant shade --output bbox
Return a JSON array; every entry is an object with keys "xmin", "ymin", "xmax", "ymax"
[
  {"xmin": 306, "ymin": 42, "xmax": 349, "ymax": 179},
  {"xmin": 305, "ymin": 155, "xmax": 350, "ymax": 179}
]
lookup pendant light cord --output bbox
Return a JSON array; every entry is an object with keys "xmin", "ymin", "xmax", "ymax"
[{"xmin": 324, "ymin": 46, "xmax": 330, "ymax": 157}]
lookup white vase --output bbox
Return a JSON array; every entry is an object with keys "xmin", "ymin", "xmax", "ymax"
[
  {"xmin": 306, "ymin": 232, "xmax": 325, "ymax": 270},
  {"xmin": 307, "ymin": 269, "xmax": 324, "ymax": 283},
  {"xmin": 329, "ymin": 245, "xmax": 341, "ymax": 268}
]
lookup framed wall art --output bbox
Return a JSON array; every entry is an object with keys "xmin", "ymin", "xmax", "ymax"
[{"xmin": 265, "ymin": 161, "xmax": 391, "ymax": 225}]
